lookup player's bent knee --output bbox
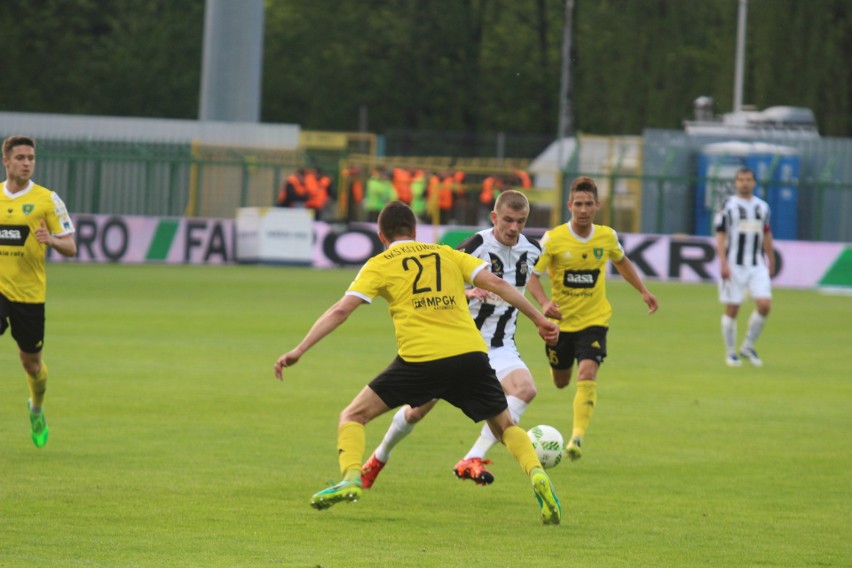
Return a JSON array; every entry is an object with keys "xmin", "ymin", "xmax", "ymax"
[
  {"xmin": 513, "ymin": 383, "xmax": 537, "ymax": 402},
  {"xmin": 20, "ymin": 355, "xmax": 42, "ymax": 377},
  {"xmin": 405, "ymin": 408, "xmax": 429, "ymax": 424},
  {"xmin": 405, "ymin": 399, "xmax": 437, "ymax": 423},
  {"xmin": 552, "ymin": 370, "xmax": 572, "ymax": 389}
]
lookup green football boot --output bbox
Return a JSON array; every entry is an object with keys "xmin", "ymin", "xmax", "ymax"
[
  {"xmin": 28, "ymin": 401, "xmax": 49, "ymax": 448},
  {"xmin": 310, "ymin": 479, "xmax": 362, "ymax": 510},
  {"xmin": 532, "ymin": 469, "xmax": 562, "ymax": 525}
]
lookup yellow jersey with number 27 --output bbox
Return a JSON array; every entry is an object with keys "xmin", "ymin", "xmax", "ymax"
[{"xmin": 346, "ymin": 240, "xmax": 489, "ymax": 362}]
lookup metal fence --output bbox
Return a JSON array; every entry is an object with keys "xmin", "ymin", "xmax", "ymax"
[
  {"xmin": 638, "ymin": 173, "xmax": 852, "ymax": 242},
  {"xmin": 35, "ymin": 139, "xmax": 307, "ymax": 219},
  {"xmin": 24, "ymin": 134, "xmax": 852, "ymax": 242},
  {"xmin": 641, "ymin": 129, "xmax": 852, "ymax": 242}
]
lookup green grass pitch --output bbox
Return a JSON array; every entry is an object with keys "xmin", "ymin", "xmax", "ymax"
[{"xmin": 1, "ymin": 263, "xmax": 850, "ymax": 567}]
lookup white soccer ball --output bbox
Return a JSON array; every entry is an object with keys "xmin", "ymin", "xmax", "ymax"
[{"xmin": 527, "ymin": 424, "xmax": 564, "ymax": 469}]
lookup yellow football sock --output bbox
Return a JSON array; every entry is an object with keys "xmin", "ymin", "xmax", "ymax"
[
  {"xmin": 502, "ymin": 424, "xmax": 541, "ymax": 476},
  {"xmin": 337, "ymin": 421, "xmax": 365, "ymax": 480},
  {"xmin": 26, "ymin": 362, "xmax": 48, "ymax": 410},
  {"xmin": 572, "ymin": 380, "xmax": 597, "ymax": 438}
]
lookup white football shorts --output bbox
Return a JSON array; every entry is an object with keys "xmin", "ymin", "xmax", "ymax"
[
  {"xmin": 718, "ymin": 265, "xmax": 772, "ymax": 304},
  {"xmin": 488, "ymin": 344, "xmax": 530, "ymax": 381}
]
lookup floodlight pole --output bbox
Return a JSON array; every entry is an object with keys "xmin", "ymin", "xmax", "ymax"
[
  {"xmin": 199, "ymin": 0, "xmax": 265, "ymax": 122},
  {"xmin": 557, "ymin": 0, "xmax": 575, "ymax": 170},
  {"xmin": 556, "ymin": 0, "xmax": 575, "ymax": 224},
  {"xmin": 733, "ymin": 0, "xmax": 748, "ymax": 113}
]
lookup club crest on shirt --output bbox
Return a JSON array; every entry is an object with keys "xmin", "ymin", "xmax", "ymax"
[
  {"xmin": 488, "ymin": 253, "xmax": 505, "ymax": 278},
  {"xmin": 22, "ymin": 204, "xmax": 34, "ymax": 215},
  {"xmin": 593, "ymin": 247, "xmax": 604, "ymax": 259}
]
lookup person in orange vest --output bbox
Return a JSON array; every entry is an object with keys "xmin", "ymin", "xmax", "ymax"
[
  {"xmin": 276, "ymin": 168, "xmax": 308, "ymax": 208},
  {"xmin": 302, "ymin": 168, "xmax": 322, "ymax": 219},
  {"xmin": 318, "ymin": 169, "xmax": 334, "ymax": 199},
  {"xmin": 480, "ymin": 175, "xmax": 505, "ymax": 207},
  {"xmin": 425, "ymin": 172, "xmax": 442, "ymax": 223},
  {"xmin": 451, "ymin": 170, "xmax": 468, "ymax": 224},
  {"xmin": 512, "ymin": 169, "xmax": 532, "ymax": 190},
  {"xmin": 391, "ymin": 167, "xmax": 413, "ymax": 205},
  {"xmin": 479, "ymin": 174, "xmax": 505, "ymax": 224},
  {"xmin": 430, "ymin": 171, "xmax": 455, "ymax": 224},
  {"xmin": 343, "ymin": 165, "xmax": 365, "ymax": 221},
  {"xmin": 305, "ymin": 168, "xmax": 333, "ymax": 221}
]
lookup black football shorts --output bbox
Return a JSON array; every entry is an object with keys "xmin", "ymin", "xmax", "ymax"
[{"xmin": 545, "ymin": 325, "xmax": 608, "ymax": 369}]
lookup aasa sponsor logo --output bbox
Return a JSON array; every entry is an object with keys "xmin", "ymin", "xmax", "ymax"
[
  {"xmin": 563, "ymin": 269, "xmax": 599, "ymax": 288},
  {"xmin": 0, "ymin": 224, "xmax": 29, "ymax": 246}
]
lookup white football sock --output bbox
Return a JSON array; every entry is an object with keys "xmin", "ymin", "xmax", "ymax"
[
  {"xmin": 721, "ymin": 314, "xmax": 737, "ymax": 355},
  {"xmin": 742, "ymin": 311, "xmax": 767, "ymax": 349},
  {"xmin": 464, "ymin": 395, "xmax": 529, "ymax": 460},
  {"xmin": 374, "ymin": 406, "xmax": 415, "ymax": 463}
]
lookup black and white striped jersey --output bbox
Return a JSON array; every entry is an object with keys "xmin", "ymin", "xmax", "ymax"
[
  {"xmin": 714, "ymin": 195, "xmax": 772, "ymax": 268},
  {"xmin": 457, "ymin": 229, "xmax": 541, "ymax": 348}
]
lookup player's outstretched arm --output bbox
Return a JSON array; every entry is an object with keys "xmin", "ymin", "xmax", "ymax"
[
  {"xmin": 527, "ymin": 273, "xmax": 563, "ymax": 320},
  {"xmin": 274, "ymin": 294, "xmax": 364, "ymax": 380},
  {"xmin": 474, "ymin": 270, "xmax": 559, "ymax": 344},
  {"xmin": 613, "ymin": 257, "xmax": 659, "ymax": 315}
]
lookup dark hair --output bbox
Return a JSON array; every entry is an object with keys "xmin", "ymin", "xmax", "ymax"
[
  {"xmin": 569, "ymin": 176, "xmax": 598, "ymax": 200},
  {"xmin": 3, "ymin": 135, "xmax": 36, "ymax": 157},
  {"xmin": 378, "ymin": 201, "xmax": 416, "ymax": 240},
  {"xmin": 736, "ymin": 167, "xmax": 755, "ymax": 179}
]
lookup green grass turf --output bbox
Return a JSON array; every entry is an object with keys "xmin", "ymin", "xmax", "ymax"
[{"xmin": 1, "ymin": 263, "xmax": 850, "ymax": 567}]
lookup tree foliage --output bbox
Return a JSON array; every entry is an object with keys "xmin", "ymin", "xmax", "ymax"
[
  {"xmin": 1, "ymin": 0, "xmax": 849, "ymax": 136},
  {"xmin": 0, "ymin": 0, "xmax": 204, "ymax": 118}
]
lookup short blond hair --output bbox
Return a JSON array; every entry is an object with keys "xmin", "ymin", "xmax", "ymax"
[{"xmin": 494, "ymin": 189, "xmax": 529, "ymax": 212}]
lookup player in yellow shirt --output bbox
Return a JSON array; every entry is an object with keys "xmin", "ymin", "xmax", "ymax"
[
  {"xmin": 528, "ymin": 176, "xmax": 658, "ymax": 461},
  {"xmin": 1, "ymin": 135, "xmax": 77, "ymax": 447},
  {"xmin": 274, "ymin": 201, "xmax": 563, "ymax": 524}
]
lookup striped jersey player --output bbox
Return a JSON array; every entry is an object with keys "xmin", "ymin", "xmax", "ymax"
[
  {"xmin": 714, "ymin": 167, "xmax": 775, "ymax": 367},
  {"xmin": 462, "ymin": 224, "xmax": 540, "ymax": 350}
]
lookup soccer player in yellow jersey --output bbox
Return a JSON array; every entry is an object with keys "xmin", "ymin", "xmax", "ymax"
[
  {"xmin": 274, "ymin": 201, "xmax": 563, "ymax": 524},
  {"xmin": 528, "ymin": 176, "xmax": 658, "ymax": 461},
  {"xmin": 359, "ymin": 190, "xmax": 546, "ymax": 488},
  {"xmin": 1, "ymin": 136, "xmax": 77, "ymax": 448}
]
